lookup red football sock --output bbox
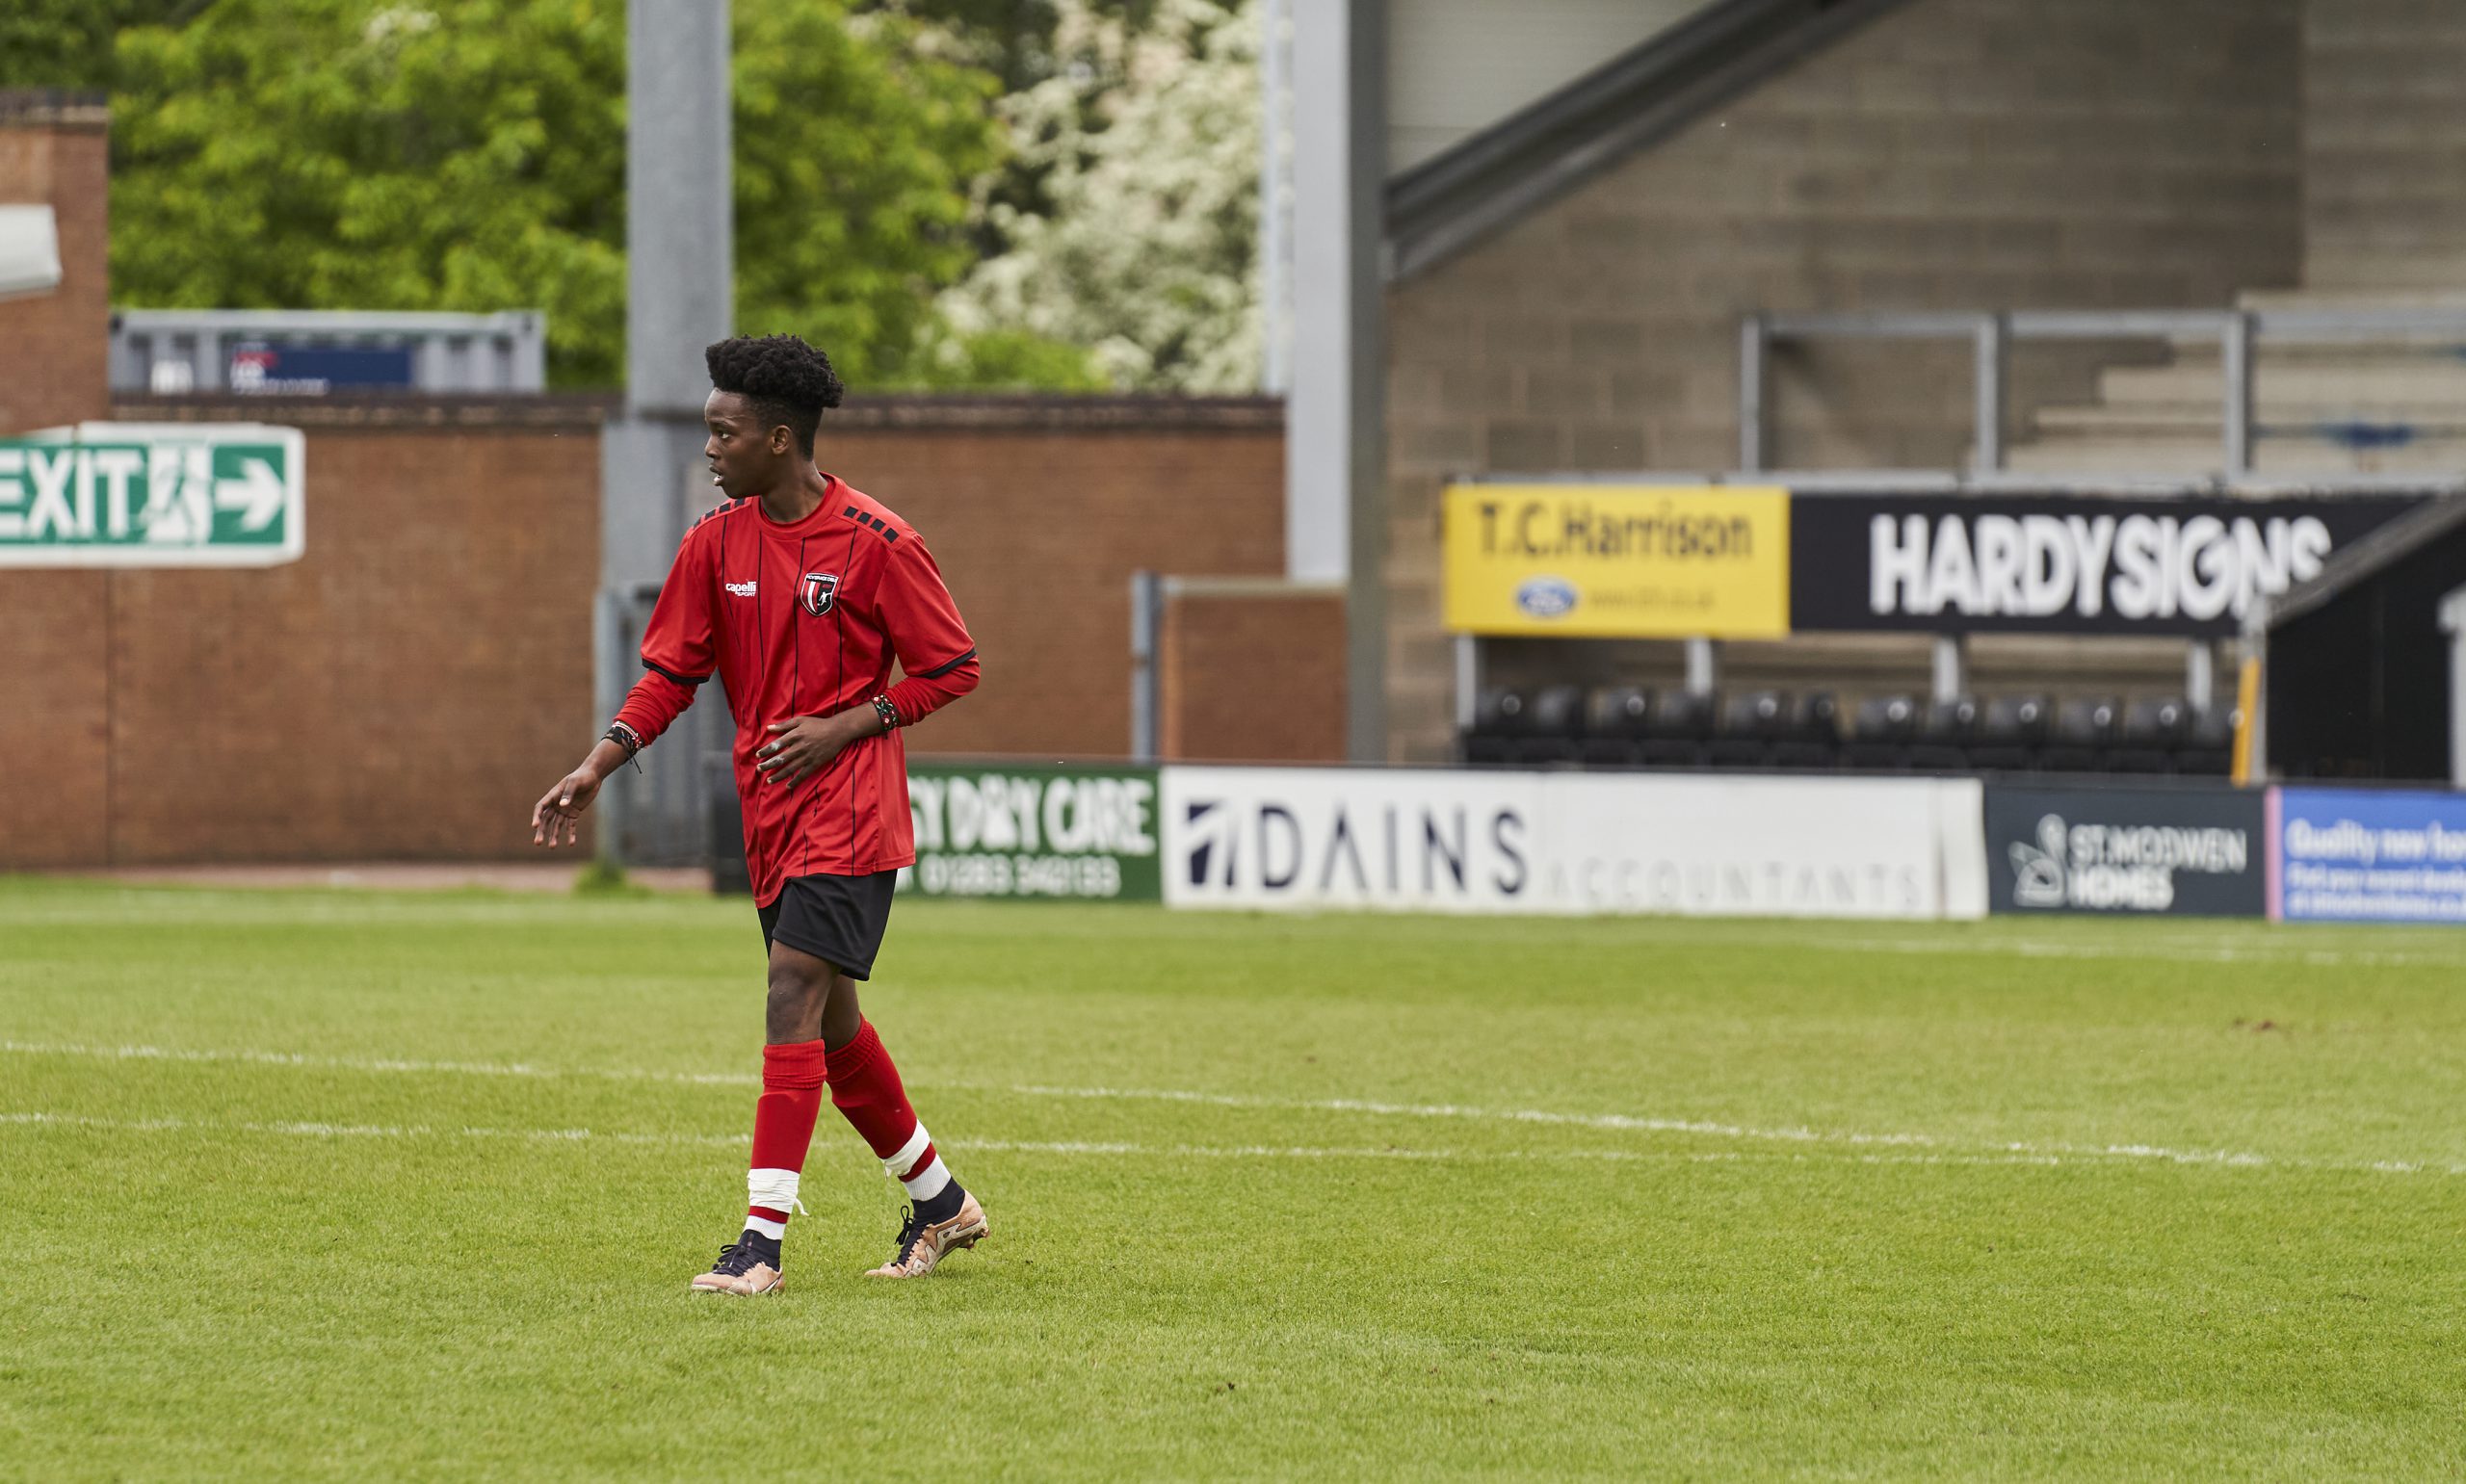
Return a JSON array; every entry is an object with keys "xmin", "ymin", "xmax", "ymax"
[
  {"xmin": 744, "ymin": 1039, "xmax": 827, "ymax": 1238},
  {"xmin": 829, "ymin": 1022, "xmax": 967, "ymax": 1221},
  {"xmin": 826, "ymin": 1020, "xmax": 921, "ymax": 1160}
]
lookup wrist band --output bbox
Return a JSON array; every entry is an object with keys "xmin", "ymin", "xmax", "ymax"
[
  {"xmin": 870, "ymin": 694, "xmax": 902, "ymax": 731},
  {"xmin": 603, "ymin": 722, "xmax": 644, "ymax": 771}
]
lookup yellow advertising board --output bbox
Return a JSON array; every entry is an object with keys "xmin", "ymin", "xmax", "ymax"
[{"xmin": 1442, "ymin": 484, "xmax": 1791, "ymax": 638}]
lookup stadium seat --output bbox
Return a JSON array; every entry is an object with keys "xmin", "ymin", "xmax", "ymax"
[
  {"xmin": 2179, "ymin": 705, "xmax": 2239, "ymax": 776},
  {"xmin": 1640, "ymin": 689, "xmax": 1713, "ymax": 768},
  {"xmin": 1843, "ymin": 693, "xmax": 1920, "ymax": 771},
  {"xmin": 1706, "ymin": 690, "xmax": 1789, "ymax": 768},
  {"xmin": 2041, "ymin": 695, "xmax": 2122, "ymax": 772},
  {"xmin": 1907, "ymin": 697, "xmax": 1979, "ymax": 772},
  {"xmin": 1967, "ymin": 694, "xmax": 2051, "ymax": 773},
  {"xmin": 1462, "ymin": 687, "xmax": 1529, "ymax": 766},
  {"xmin": 2107, "ymin": 696, "xmax": 2190, "ymax": 774},
  {"xmin": 1771, "ymin": 691, "xmax": 1842, "ymax": 769},
  {"xmin": 1582, "ymin": 685, "xmax": 1653, "ymax": 766},
  {"xmin": 1517, "ymin": 684, "xmax": 1587, "ymax": 765}
]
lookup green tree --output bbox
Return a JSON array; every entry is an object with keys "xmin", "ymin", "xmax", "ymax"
[
  {"xmin": 0, "ymin": 0, "xmax": 200, "ymax": 91},
  {"xmin": 934, "ymin": 0, "xmax": 1259, "ymax": 392},
  {"xmin": 107, "ymin": 0, "xmax": 1085, "ymax": 388}
]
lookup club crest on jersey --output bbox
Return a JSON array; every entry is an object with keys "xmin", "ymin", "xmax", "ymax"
[{"xmin": 800, "ymin": 572, "xmax": 839, "ymax": 616}]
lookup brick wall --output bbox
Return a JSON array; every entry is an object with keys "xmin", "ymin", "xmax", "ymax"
[
  {"xmin": 819, "ymin": 401, "xmax": 1287, "ymax": 760},
  {"xmin": 1158, "ymin": 585, "xmax": 1348, "ymax": 763},
  {"xmin": 0, "ymin": 98, "xmax": 113, "ymax": 867},
  {"xmin": 0, "ymin": 400, "xmax": 610, "ymax": 868},
  {"xmin": 0, "ymin": 94, "xmax": 109, "ymax": 434},
  {"xmin": 4, "ymin": 393, "xmax": 1287, "ymax": 868},
  {"xmin": 2304, "ymin": 0, "xmax": 2466, "ymax": 290},
  {"xmin": 1383, "ymin": 0, "xmax": 2304, "ymax": 760}
]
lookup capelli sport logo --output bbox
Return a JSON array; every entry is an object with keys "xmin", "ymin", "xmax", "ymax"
[{"xmin": 800, "ymin": 571, "xmax": 838, "ymax": 616}]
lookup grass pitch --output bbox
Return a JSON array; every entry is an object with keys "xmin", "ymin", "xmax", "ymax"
[{"xmin": 3, "ymin": 878, "xmax": 2463, "ymax": 1481}]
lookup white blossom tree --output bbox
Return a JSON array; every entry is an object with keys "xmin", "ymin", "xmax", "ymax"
[{"xmin": 932, "ymin": 0, "xmax": 1262, "ymax": 393}]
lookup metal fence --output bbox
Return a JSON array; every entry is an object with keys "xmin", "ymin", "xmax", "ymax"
[
  {"xmin": 110, "ymin": 308, "xmax": 547, "ymax": 395},
  {"xmin": 1739, "ymin": 306, "xmax": 2466, "ymax": 478}
]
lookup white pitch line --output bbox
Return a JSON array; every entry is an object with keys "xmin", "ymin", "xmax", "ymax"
[
  {"xmin": 4, "ymin": 1039, "xmax": 2454, "ymax": 1177},
  {"xmin": 0, "ymin": 1112, "xmax": 2289, "ymax": 1172},
  {"xmin": 0, "ymin": 1038, "xmax": 758, "ymax": 1086}
]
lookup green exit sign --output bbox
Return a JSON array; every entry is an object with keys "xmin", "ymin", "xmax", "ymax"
[{"xmin": 0, "ymin": 423, "xmax": 303, "ymax": 567}]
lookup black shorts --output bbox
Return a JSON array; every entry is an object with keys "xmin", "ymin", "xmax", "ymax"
[{"xmin": 757, "ymin": 872, "xmax": 899, "ymax": 979}]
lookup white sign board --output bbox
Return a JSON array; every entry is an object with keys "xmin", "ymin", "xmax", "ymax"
[
  {"xmin": 1162, "ymin": 767, "xmax": 1985, "ymax": 921},
  {"xmin": 1535, "ymin": 773, "xmax": 1983, "ymax": 919}
]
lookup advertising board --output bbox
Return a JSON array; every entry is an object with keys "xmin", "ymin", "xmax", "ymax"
[
  {"xmin": 1789, "ymin": 492, "xmax": 2424, "ymax": 637},
  {"xmin": 2272, "ymin": 787, "xmax": 2466, "ymax": 924},
  {"xmin": 1443, "ymin": 484, "xmax": 1790, "ymax": 638},
  {"xmin": 1162, "ymin": 767, "xmax": 1985, "ymax": 920},
  {"xmin": 1163, "ymin": 767, "xmax": 1542, "ymax": 913},
  {"xmin": 905, "ymin": 762, "xmax": 1160, "ymax": 902},
  {"xmin": 1540, "ymin": 773, "xmax": 1983, "ymax": 920},
  {"xmin": 1984, "ymin": 785, "xmax": 2265, "ymax": 917}
]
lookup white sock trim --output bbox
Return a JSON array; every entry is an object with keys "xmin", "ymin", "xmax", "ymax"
[
  {"xmin": 901, "ymin": 1156, "xmax": 952, "ymax": 1202},
  {"xmin": 744, "ymin": 1213, "xmax": 787, "ymax": 1240},
  {"xmin": 748, "ymin": 1166, "xmax": 804, "ymax": 1214},
  {"xmin": 881, "ymin": 1123, "xmax": 931, "ymax": 1181}
]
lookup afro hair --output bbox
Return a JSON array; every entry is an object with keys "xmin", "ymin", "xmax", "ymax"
[{"xmin": 704, "ymin": 334, "xmax": 846, "ymax": 455}]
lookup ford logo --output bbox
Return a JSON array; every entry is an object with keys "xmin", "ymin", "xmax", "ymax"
[{"xmin": 1515, "ymin": 577, "xmax": 1578, "ymax": 619}]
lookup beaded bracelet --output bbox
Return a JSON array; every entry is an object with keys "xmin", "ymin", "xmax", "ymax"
[{"xmin": 603, "ymin": 722, "xmax": 644, "ymax": 771}]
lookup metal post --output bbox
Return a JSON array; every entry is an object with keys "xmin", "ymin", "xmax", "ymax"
[
  {"xmin": 2443, "ymin": 586, "xmax": 2466, "ymax": 786},
  {"xmin": 1453, "ymin": 634, "xmax": 1480, "ymax": 730},
  {"xmin": 1930, "ymin": 634, "xmax": 1965, "ymax": 705},
  {"xmin": 598, "ymin": 0, "xmax": 732, "ymax": 866},
  {"xmin": 1738, "ymin": 314, "xmax": 1767, "ymax": 473},
  {"xmin": 1291, "ymin": 0, "xmax": 1385, "ymax": 761},
  {"xmin": 2223, "ymin": 309, "xmax": 2255, "ymax": 476},
  {"xmin": 592, "ymin": 587, "xmax": 630, "ymax": 860},
  {"xmin": 2187, "ymin": 640, "xmax": 2216, "ymax": 715},
  {"xmin": 1972, "ymin": 313, "xmax": 2007, "ymax": 474},
  {"xmin": 1130, "ymin": 571, "xmax": 1164, "ymax": 762},
  {"xmin": 1685, "ymin": 638, "xmax": 1719, "ymax": 698}
]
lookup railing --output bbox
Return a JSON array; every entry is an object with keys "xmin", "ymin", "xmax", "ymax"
[
  {"xmin": 1739, "ymin": 307, "xmax": 2466, "ymax": 478},
  {"xmin": 111, "ymin": 308, "xmax": 547, "ymax": 395}
]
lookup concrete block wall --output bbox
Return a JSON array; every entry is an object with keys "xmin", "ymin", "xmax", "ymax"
[
  {"xmin": 2304, "ymin": 0, "xmax": 2466, "ymax": 291},
  {"xmin": 1383, "ymin": 0, "xmax": 2305, "ymax": 761}
]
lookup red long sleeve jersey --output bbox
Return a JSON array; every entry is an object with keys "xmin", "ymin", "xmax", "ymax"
[{"xmin": 613, "ymin": 477, "xmax": 979, "ymax": 904}]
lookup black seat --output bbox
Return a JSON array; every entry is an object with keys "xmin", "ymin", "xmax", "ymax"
[
  {"xmin": 1842, "ymin": 693, "xmax": 1920, "ymax": 770},
  {"xmin": 2179, "ymin": 705, "xmax": 2238, "ymax": 776},
  {"xmin": 1640, "ymin": 689, "xmax": 1713, "ymax": 768},
  {"xmin": 1706, "ymin": 690, "xmax": 1788, "ymax": 768},
  {"xmin": 1771, "ymin": 691, "xmax": 1842, "ymax": 769},
  {"xmin": 2041, "ymin": 695, "xmax": 2121, "ymax": 772},
  {"xmin": 1967, "ymin": 694, "xmax": 2050, "ymax": 773},
  {"xmin": 2107, "ymin": 696, "xmax": 2188, "ymax": 774},
  {"xmin": 1907, "ymin": 696, "xmax": 1978, "ymax": 772},
  {"xmin": 1463, "ymin": 687, "xmax": 1530, "ymax": 766},
  {"xmin": 1582, "ymin": 685, "xmax": 1652, "ymax": 766},
  {"xmin": 1516, "ymin": 683, "xmax": 1587, "ymax": 765}
]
